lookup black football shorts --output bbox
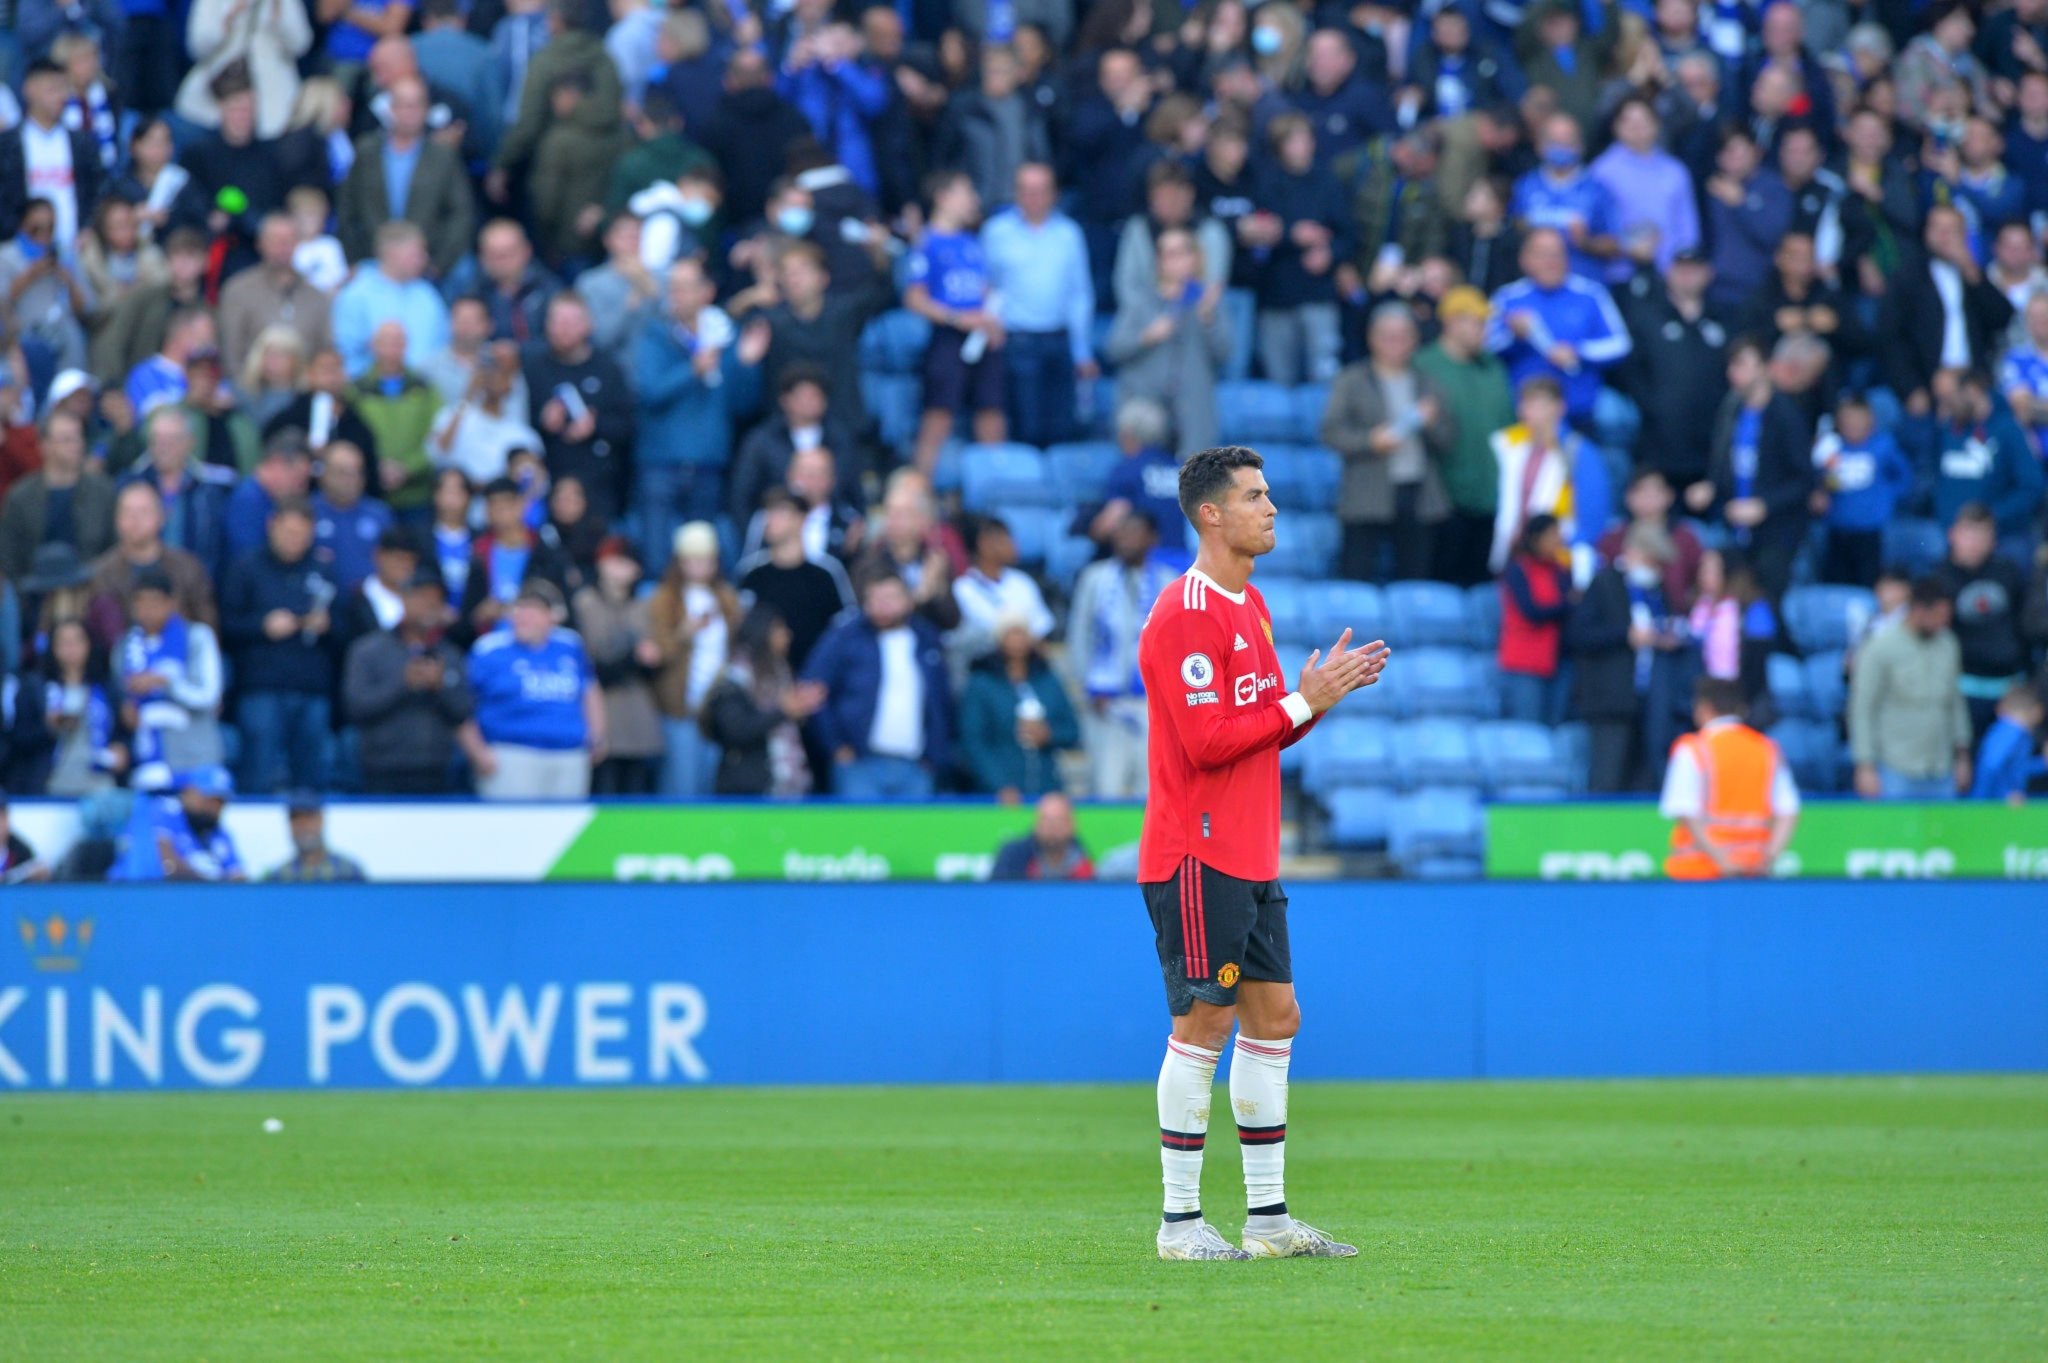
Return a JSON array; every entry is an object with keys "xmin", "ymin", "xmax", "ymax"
[{"xmin": 1141, "ymin": 855, "xmax": 1292, "ymax": 1015}]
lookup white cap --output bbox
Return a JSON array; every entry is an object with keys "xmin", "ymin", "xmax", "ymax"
[{"xmin": 47, "ymin": 368, "xmax": 95, "ymax": 407}]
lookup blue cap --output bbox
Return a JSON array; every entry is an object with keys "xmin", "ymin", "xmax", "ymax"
[{"xmin": 177, "ymin": 765, "xmax": 235, "ymax": 799}]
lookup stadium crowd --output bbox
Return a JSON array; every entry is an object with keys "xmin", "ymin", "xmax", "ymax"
[{"xmin": 1, "ymin": 0, "xmax": 2047, "ymax": 852}]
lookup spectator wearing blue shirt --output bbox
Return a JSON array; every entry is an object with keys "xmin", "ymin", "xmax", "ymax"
[
  {"xmin": 982, "ymin": 163, "xmax": 1097, "ymax": 449},
  {"xmin": 1485, "ymin": 227, "xmax": 1633, "ymax": 425},
  {"xmin": 309, "ymin": 441, "xmax": 396, "ymax": 592},
  {"xmin": 124, "ymin": 308, "xmax": 215, "ymax": 419},
  {"xmin": 776, "ymin": 23, "xmax": 888, "ymax": 198},
  {"xmin": 905, "ymin": 171, "xmax": 1008, "ymax": 473},
  {"xmin": 125, "ymin": 406, "xmax": 235, "ymax": 587},
  {"xmin": 1293, "ymin": 29, "xmax": 1396, "ymax": 165},
  {"xmin": 1512, "ymin": 111, "xmax": 1618, "ymax": 280},
  {"xmin": 1998, "ymin": 292, "xmax": 2048, "ymax": 455},
  {"xmin": 1920, "ymin": 118, "xmax": 2029, "ymax": 259},
  {"xmin": 461, "ymin": 579, "xmax": 604, "ymax": 799},
  {"xmin": 1928, "ymin": 369, "xmax": 2045, "ymax": 541},
  {"xmin": 801, "ymin": 568, "xmax": 952, "ymax": 800},
  {"xmin": 2005, "ymin": 72, "xmax": 2048, "ymax": 219},
  {"xmin": 1814, "ymin": 393, "xmax": 1914, "ymax": 588},
  {"xmin": 220, "ymin": 497, "xmax": 337, "ymax": 794},
  {"xmin": 110, "ymin": 764, "xmax": 245, "ymax": 882},
  {"xmin": 324, "ymin": 0, "xmax": 410, "ymax": 67},
  {"xmin": 1087, "ymin": 397, "xmax": 1182, "ymax": 550},
  {"xmin": 332, "ymin": 222, "xmax": 452, "ymax": 378},
  {"xmin": 1972, "ymin": 685, "xmax": 2046, "ymax": 800},
  {"xmin": 1702, "ymin": 125, "xmax": 1794, "ymax": 309}
]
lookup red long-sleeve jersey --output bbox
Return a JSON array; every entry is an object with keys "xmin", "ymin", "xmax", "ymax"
[{"xmin": 1137, "ymin": 569, "xmax": 1317, "ymax": 883}]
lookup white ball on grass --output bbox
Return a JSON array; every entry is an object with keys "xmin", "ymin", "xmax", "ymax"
[{"xmin": 262, "ymin": 1117, "xmax": 284, "ymax": 1134}]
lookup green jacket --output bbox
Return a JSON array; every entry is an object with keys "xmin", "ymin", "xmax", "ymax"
[
  {"xmin": 495, "ymin": 30, "xmax": 623, "ymax": 174},
  {"xmin": 1413, "ymin": 342, "xmax": 1514, "ymax": 515},
  {"xmin": 1337, "ymin": 138, "xmax": 1451, "ymax": 271},
  {"xmin": 352, "ymin": 375, "xmax": 442, "ymax": 511},
  {"xmin": 606, "ymin": 134, "xmax": 715, "ymax": 211}
]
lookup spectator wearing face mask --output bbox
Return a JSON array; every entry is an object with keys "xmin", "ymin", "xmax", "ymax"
[{"xmin": 1512, "ymin": 111, "xmax": 1617, "ymax": 281}]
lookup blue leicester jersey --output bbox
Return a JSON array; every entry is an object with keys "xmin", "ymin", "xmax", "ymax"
[
  {"xmin": 111, "ymin": 796, "xmax": 245, "ymax": 882},
  {"xmin": 469, "ymin": 628, "xmax": 594, "ymax": 751},
  {"xmin": 908, "ymin": 229, "xmax": 991, "ymax": 312}
]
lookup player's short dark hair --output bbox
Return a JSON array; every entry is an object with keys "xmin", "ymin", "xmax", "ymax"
[
  {"xmin": 1177, "ymin": 445, "xmax": 1264, "ymax": 526},
  {"xmin": 1694, "ymin": 677, "xmax": 1745, "ymax": 719}
]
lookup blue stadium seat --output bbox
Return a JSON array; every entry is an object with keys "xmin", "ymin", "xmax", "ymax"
[
  {"xmin": 1410, "ymin": 855, "xmax": 1487, "ymax": 880},
  {"xmin": 1804, "ymin": 651, "xmax": 1847, "ymax": 719},
  {"xmin": 1215, "ymin": 381, "xmax": 1298, "ymax": 445},
  {"xmin": 1259, "ymin": 444, "xmax": 1342, "ymax": 511},
  {"xmin": 1472, "ymin": 721, "xmax": 1570, "ymax": 792},
  {"xmin": 1291, "ymin": 384, "xmax": 1330, "ymax": 444},
  {"xmin": 1490, "ymin": 784, "xmax": 1574, "ymax": 803},
  {"xmin": 1767, "ymin": 652, "xmax": 1814, "ymax": 719},
  {"xmin": 1322, "ymin": 787, "xmax": 1396, "ymax": 849},
  {"xmin": 1298, "ymin": 580, "xmax": 1386, "ymax": 646},
  {"xmin": 1769, "ymin": 718, "xmax": 1843, "ymax": 793},
  {"xmin": 1046, "ymin": 441, "xmax": 1123, "ymax": 506},
  {"xmin": 1388, "ymin": 786, "xmax": 1486, "ymax": 871},
  {"xmin": 1301, "ymin": 718, "xmax": 1397, "ymax": 797},
  {"xmin": 1465, "ymin": 583, "xmax": 1501, "ymax": 650},
  {"xmin": 960, "ymin": 443, "xmax": 1059, "ymax": 512},
  {"xmin": 1392, "ymin": 720, "xmax": 1481, "ymax": 789},
  {"xmin": 1044, "ymin": 535, "xmax": 1099, "ymax": 591},
  {"xmin": 1002, "ymin": 507, "xmax": 1064, "ymax": 567},
  {"xmin": 862, "ymin": 373, "xmax": 922, "ymax": 455},
  {"xmin": 858, "ymin": 309, "xmax": 932, "ymax": 373},
  {"xmin": 1388, "ymin": 580, "xmax": 1473, "ymax": 648},
  {"xmin": 1783, "ymin": 585, "xmax": 1878, "ymax": 654},
  {"xmin": 1882, "ymin": 517, "xmax": 1946, "ymax": 576},
  {"xmin": 1553, "ymin": 722, "xmax": 1591, "ymax": 792},
  {"xmin": 1254, "ymin": 576, "xmax": 1314, "ymax": 640},
  {"xmin": 1399, "ymin": 648, "xmax": 1491, "ymax": 720},
  {"xmin": 1259, "ymin": 512, "xmax": 1339, "ymax": 577}
]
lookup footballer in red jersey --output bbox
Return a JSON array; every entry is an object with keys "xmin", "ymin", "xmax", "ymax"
[{"xmin": 1138, "ymin": 445, "xmax": 1388, "ymax": 1262}]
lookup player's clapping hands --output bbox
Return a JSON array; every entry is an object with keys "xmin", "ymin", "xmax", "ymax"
[{"xmin": 1297, "ymin": 629, "xmax": 1391, "ymax": 716}]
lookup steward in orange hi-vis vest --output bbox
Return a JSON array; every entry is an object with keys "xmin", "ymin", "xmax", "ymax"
[{"xmin": 1660, "ymin": 678, "xmax": 1801, "ymax": 880}]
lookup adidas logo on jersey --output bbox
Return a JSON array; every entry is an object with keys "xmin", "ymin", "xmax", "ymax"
[{"xmin": 1233, "ymin": 634, "xmax": 1249, "ymax": 652}]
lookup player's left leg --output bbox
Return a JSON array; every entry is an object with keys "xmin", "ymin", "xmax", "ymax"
[{"xmin": 1231, "ymin": 885, "xmax": 1357, "ymax": 1260}]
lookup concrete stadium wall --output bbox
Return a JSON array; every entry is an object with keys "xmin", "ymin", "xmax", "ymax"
[{"xmin": 3, "ymin": 883, "xmax": 2041, "ymax": 1091}]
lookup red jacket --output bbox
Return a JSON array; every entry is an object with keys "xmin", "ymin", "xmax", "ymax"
[{"xmin": 1499, "ymin": 552, "xmax": 1568, "ymax": 678}]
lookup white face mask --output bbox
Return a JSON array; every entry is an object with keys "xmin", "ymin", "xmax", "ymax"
[
  {"xmin": 1626, "ymin": 564, "xmax": 1661, "ymax": 589},
  {"xmin": 677, "ymin": 196, "xmax": 714, "ymax": 227}
]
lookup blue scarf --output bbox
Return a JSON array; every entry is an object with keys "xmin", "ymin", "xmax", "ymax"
[
  {"xmin": 121, "ymin": 613, "xmax": 192, "ymax": 770},
  {"xmin": 45, "ymin": 678, "xmax": 117, "ymax": 770}
]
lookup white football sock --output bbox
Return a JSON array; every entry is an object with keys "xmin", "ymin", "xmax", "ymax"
[
  {"xmin": 1231, "ymin": 1035, "xmax": 1292, "ymax": 1216},
  {"xmin": 1157, "ymin": 1036, "xmax": 1220, "ymax": 1220}
]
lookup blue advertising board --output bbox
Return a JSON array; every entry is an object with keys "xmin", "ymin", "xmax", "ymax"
[{"xmin": 3, "ymin": 883, "xmax": 2043, "ymax": 1090}]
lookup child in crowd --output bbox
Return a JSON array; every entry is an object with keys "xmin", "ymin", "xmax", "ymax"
[
  {"xmin": 289, "ymin": 186, "xmax": 350, "ymax": 294},
  {"xmin": 1498, "ymin": 514, "xmax": 1571, "ymax": 724},
  {"xmin": 904, "ymin": 170, "xmax": 1006, "ymax": 473},
  {"xmin": 1971, "ymin": 684, "xmax": 2046, "ymax": 802},
  {"xmin": 1813, "ymin": 391, "xmax": 1913, "ymax": 587}
]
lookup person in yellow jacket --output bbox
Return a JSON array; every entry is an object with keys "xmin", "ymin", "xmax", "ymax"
[{"xmin": 1660, "ymin": 678, "xmax": 1800, "ymax": 879}]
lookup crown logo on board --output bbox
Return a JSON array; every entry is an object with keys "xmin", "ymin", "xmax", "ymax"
[{"xmin": 17, "ymin": 914, "xmax": 94, "ymax": 972}]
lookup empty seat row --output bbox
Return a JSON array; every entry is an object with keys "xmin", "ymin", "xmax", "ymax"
[
  {"xmin": 1323, "ymin": 786, "xmax": 1487, "ymax": 878},
  {"xmin": 1261, "ymin": 579, "xmax": 1500, "ymax": 651},
  {"xmin": 1302, "ymin": 718, "xmax": 1581, "ymax": 796},
  {"xmin": 1766, "ymin": 651, "xmax": 1849, "ymax": 720}
]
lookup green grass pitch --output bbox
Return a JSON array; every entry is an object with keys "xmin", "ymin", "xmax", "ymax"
[{"xmin": 4, "ymin": 1077, "xmax": 2045, "ymax": 1360}]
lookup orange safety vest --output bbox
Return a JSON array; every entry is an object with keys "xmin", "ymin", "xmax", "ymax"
[{"xmin": 1665, "ymin": 721, "xmax": 1783, "ymax": 880}]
